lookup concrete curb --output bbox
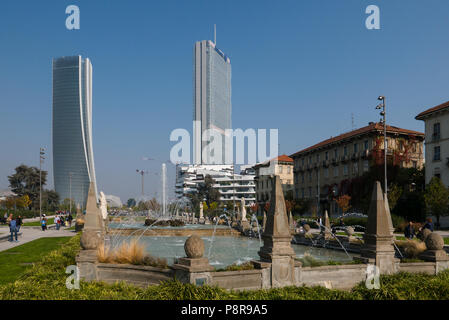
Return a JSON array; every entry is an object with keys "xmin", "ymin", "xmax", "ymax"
[{"xmin": 0, "ymin": 232, "xmax": 23, "ymax": 242}]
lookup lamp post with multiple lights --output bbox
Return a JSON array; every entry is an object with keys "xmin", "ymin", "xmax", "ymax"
[
  {"xmin": 136, "ymin": 169, "xmax": 148, "ymax": 198},
  {"xmin": 39, "ymin": 148, "xmax": 45, "ymax": 219},
  {"xmin": 375, "ymin": 95, "xmax": 387, "ymax": 195}
]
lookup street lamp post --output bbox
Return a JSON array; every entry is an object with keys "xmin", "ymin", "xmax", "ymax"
[
  {"xmin": 39, "ymin": 148, "xmax": 45, "ymax": 220},
  {"xmin": 376, "ymin": 96, "xmax": 387, "ymax": 195},
  {"xmin": 69, "ymin": 172, "xmax": 73, "ymax": 214},
  {"xmin": 136, "ymin": 169, "xmax": 148, "ymax": 197}
]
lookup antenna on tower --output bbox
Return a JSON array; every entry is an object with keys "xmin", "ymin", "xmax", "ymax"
[{"xmin": 214, "ymin": 24, "xmax": 216, "ymax": 45}]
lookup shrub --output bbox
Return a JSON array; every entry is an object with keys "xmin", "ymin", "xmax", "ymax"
[{"xmin": 394, "ymin": 240, "xmax": 426, "ymax": 259}]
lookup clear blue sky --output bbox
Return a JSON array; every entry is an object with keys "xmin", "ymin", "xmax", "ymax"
[{"xmin": 1, "ymin": 0, "xmax": 449, "ymax": 203}]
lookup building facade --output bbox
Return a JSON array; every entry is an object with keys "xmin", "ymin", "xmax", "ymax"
[
  {"xmin": 175, "ymin": 164, "xmax": 255, "ymax": 205},
  {"xmin": 416, "ymin": 100, "xmax": 449, "ymax": 187},
  {"xmin": 52, "ymin": 56, "xmax": 98, "ymax": 207},
  {"xmin": 290, "ymin": 122, "xmax": 424, "ymax": 216},
  {"xmin": 253, "ymin": 155, "xmax": 294, "ymax": 214},
  {"xmin": 193, "ymin": 40, "xmax": 232, "ymax": 165}
]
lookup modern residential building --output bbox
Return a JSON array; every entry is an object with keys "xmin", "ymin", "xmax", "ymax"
[
  {"xmin": 416, "ymin": 100, "xmax": 449, "ymax": 187},
  {"xmin": 193, "ymin": 40, "xmax": 232, "ymax": 165},
  {"xmin": 253, "ymin": 155, "xmax": 294, "ymax": 215},
  {"xmin": 290, "ymin": 122, "xmax": 424, "ymax": 216},
  {"xmin": 52, "ymin": 56, "xmax": 98, "ymax": 207},
  {"xmin": 175, "ymin": 164, "xmax": 255, "ymax": 205}
]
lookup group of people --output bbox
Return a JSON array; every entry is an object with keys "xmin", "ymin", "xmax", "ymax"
[
  {"xmin": 53, "ymin": 213, "xmax": 73, "ymax": 230},
  {"xmin": 404, "ymin": 218, "xmax": 435, "ymax": 240},
  {"xmin": 3, "ymin": 213, "xmax": 22, "ymax": 242},
  {"xmin": 40, "ymin": 212, "xmax": 73, "ymax": 231}
]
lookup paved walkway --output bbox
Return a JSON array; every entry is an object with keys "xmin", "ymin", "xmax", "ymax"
[{"xmin": 0, "ymin": 226, "xmax": 76, "ymax": 252}]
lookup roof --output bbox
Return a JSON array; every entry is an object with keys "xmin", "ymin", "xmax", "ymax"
[
  {"xmin": 416, "ymin": 100, "xmax": 449, "ymax": 120},
  {"xmin": 290, "ymin": 122, "xmax": 424, "ymax": 158},
  {"xmin": 253, "ymin": 154, "xmax": 293, "ymax": 168}
]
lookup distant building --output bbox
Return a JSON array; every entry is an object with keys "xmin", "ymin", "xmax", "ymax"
[
  {"xmin": 52, "ymin": 56, "xmax": 98, "ymax": 207},
  {"xmin": 0, "ymin": 189, "xmax": 16, "ymax": 202},
  {"xmin": 253, "ymin": 155, "xmax": 294, "ymax": 215},
  {"xmin": 105, "ymin": 195, "xmax": 122, "ymax": 208},
  {"xmin": 193, "ymin": 40, "xmax": 232, "ymax": 165},
  {"xmin": 416, "ymin": 100, "xmax": 449, "ymax": 187},
  {"xmin": 175, "ymin": 164, "xmax": 255, "ymax": 206},
  {"xmin": 290, "ymin": 122, "xmax": 424, "ymax": 216}
]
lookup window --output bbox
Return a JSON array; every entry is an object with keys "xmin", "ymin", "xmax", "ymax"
[
  {"xmin": 301, "ymin": 188, "xmax": 305, "ymax": 198},
  {"xmin": 344, "ymin": 146, "xmax": 348, "ymax": 156},
  {"xmin": 309, "ymin": 187, "xmax": 312, "ymax": 197},
  {"xmin": 364, "ymin": 140, "xmax": 369, "ymax": 151},
  {"xmin": 301, "ymin": 173, "xmax": 304, "ymax": 183},
  {"xmin": 334, "ymin": 148, "xmax": 338, "ymax": 159},
  {"xmin": 434, "ymin": 146, "xmax": 441, "ymax": 161},
  {"xmin": 287, "ymin": 166, "xmax": 291, "ymax": 174},
  {"xmin": 354, "ymin": 143, "xmax": 358, "ymax": 153},
  {"xmin": 433, "ymin": 123, "xmax": 441, "ymax": 141},
  {"xmin": 316, "ymin": 154, "xmax": 320, "ymax": 162},
  {"xmin": 412, "ymin": 161, "xmax": 417, "ymax": 169},
  {"xmin": 324, "ymin": 167, "xmax": 329, "ymax": 178},
  {"xmin": 302, "ymin": 158, "xmax": 304, "ymax": 166},
  {"xmin": 309, "ymin": 172, "xmax": 312, "ymax": 182},
  {"xmin": 343, "ymin": 164, "xmax": 348, "ymax": 176},
  {"xmin": 279, "ymin": 166, "xmax": 283, "ymax": 174},
  {"xmin": 363, "ymin": 160, "xmax": 369, "ymax": 172},
  {"xmin": 334, "ymin": 166, "xmax": 339, "ymax": 177},
  {"xmin": 325, "ymin": 151, "xmax": 329, "ymax": 160},
  {"xmin": 353, "ymin": 162, "xmax": 359, "ymax": 175}
]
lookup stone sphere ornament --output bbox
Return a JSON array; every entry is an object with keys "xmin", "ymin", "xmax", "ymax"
[
  {"xmin": 425, "ymin": 232, "xmax": 444, "ymax": 251},
  {"xmin": 184, "ymin": 235, "xmax": 205, "ymax": 258},
  {"xmin": 420, "ymin": 228, "xmax": 432, "ymax": 242},
  {"xmin": 303, "ymin": 224, "xmax": 311, "ymax": 232},
  {"xmin": 80, "ymin": 229, "xmax": 103, "ymax": 250},
  {"xmin": 345, "ymin": 226, "xmax": 354, "ymax": 237}
]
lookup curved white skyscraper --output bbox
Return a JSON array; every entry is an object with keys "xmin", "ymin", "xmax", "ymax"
[{"xmin": 52, "ymin": 56, "xmax": 97, "ymax": 207}]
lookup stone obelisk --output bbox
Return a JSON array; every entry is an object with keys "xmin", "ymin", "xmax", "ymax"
[
  {"xmin": 360, "ymin": 181, "xmax": 397, "ymax": 274},
  {"xmin": 256, "ymin": 175, "xmax": 296, "ymax": 287}
]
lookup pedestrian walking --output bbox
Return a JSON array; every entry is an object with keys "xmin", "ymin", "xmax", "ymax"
[
  {"xmin": 67, "ymin": 213, "xmax": 73, "ymax": 227},
  {"xmin": 9, "ymin": 216, "xmax": 18, "ymax": 242},
  {"xmin": 41, "ymin": 214, "xmax": 48, "ymax": 231},
  {"xmin": 55, "ymin": 215, "xmax": 60, "ymax": 230},
  {"xmin": 16, "ymin": 215, "xmax": 22, "ymax": 233}
]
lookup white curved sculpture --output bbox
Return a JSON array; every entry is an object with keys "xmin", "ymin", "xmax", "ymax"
[
  {"xmin": 241, "ymin": 197, "xmax": 247, "ymax": 222},
  {"xmin": 99, "ymin": 191, "xmax": 108, "ymax": 220}
]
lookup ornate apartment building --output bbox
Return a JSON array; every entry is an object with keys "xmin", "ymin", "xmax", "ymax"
[
  {"xmin": 253, "ymin": 155, "xmax": 294, "ymax": 214},
  {"xmin": 416, "ymin": 100, "xmax": 449, "ymax": 187},
  {"xmin": 290, "ymin": 122, "xmax": 424, "ymax": 216}
]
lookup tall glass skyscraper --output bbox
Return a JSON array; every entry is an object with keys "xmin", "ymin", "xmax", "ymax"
[
  {"xmin": 52, "ymin": 56, "xmax": 98, "ymax": 207},
  {"xmin": 193, "ymin": 40, "xmax": 232, "ymax": 164}
]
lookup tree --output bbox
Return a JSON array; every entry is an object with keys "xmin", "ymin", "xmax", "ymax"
[
  {"xmin": 127, "ymin": 198, "xmax": 137, "ymax": 208},
  {"xmin": 197, "ymin": 175, "xmax": 220, "ymax": 206},
  {"xmin": 336, "ymin": 195, "xmax": 351, "ymax": 214},
  {"xmin": 43, "ymin": 190, "xmax": 60, "ymax": 212},
  {"xmin": 424, "ymin": 177, "xmax": 449, "ymax": 226},
  {"xmin": 8, "ymin": 164, "xmax": 47, "ymax": 210},
  {"xmin": 16, "ymin": 195, "xmax": 31, "ymax": 209},
  {"xmin": 59, "ymin": 198, "xmax": 76, "ymax": 211},
  {"xmin": 387, "ymin": 184, "xmax": 402, "ymax": 211}
]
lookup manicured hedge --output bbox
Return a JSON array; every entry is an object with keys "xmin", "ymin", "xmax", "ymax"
[{"xmin": 1, "ymin": 234, "xmax": 449, "ymax": 300}]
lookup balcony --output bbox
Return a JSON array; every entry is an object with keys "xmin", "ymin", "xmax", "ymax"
[
  {"xmin": 331, "ymin": 158, "xmax": 338, "ymax": 166},
  {"xmin": 322, "ymin": 160, "xmax": 330, "ymax": 167},
  {"xmin": 340, "ymin": 155, "xmax": 349, "ymax": 163},
  {"xmin": 351, "ymin": 153, "xmax": 358, "ymax": 161},
  {"xmin": 361, "ymin": 150, "xmax": 370, "ymax": 158}
]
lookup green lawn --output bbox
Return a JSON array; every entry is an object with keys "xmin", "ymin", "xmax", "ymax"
[
  {"xmin": 22, "ymin": 218, "xmax": 55, "ymax": 227},
  {"xmin": 0, "ymin": 236, "xmax": 72, "ymax": 285}
]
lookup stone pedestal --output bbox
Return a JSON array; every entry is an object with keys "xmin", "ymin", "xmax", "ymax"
[
  {"xmin": 322, "ymin": 210, "xmax": 332, "ymax": 240},
  {"xmin": 76, "ymin": 250, "xmax": 98, "ymax": 281},
  {"xmin": 419, "ymin": 233, "xmax": 449, "ymax": 269},
  {"xmin": 255, "ymin": 176, "xmax": 296, "ymax": 288},
  {"xmin": 360, "ymin": 181, "xmax": 398, "ymax": 275},
  {"xmin": 172, "ymin": 235, "xmax": 213, "ymax": 285}
]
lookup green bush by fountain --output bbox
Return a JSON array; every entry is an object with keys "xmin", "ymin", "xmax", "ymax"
[
  {"xmin": 144, "ymin": 218, "xmax": 185, "ymax": 227},
  {"xmin": 1, "ymin": 234, "xmax": 449, "ymax": 300}
]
